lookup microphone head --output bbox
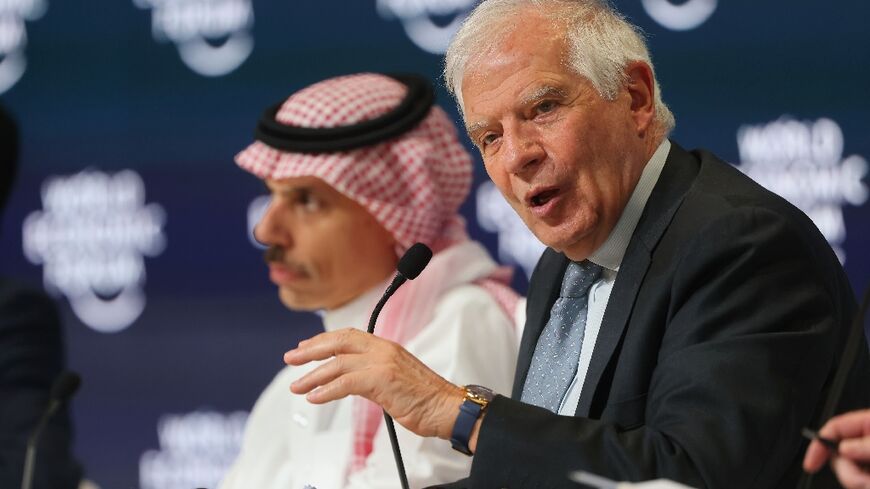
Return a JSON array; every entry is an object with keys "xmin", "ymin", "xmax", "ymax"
[
  {"xmin": 397, "ymin": 243, "xmax": 432, "ymax": 280},
  {"xmin": 50, "ymin": 371, "xmax": 81, "ymax": 402}
]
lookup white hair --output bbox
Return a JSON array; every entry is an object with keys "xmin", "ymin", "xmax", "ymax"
[{"xmin": 443, "ymin": 0, "xmax": 675, "ymax": 135}]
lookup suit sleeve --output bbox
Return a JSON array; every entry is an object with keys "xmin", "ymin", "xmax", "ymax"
[
  {"xmin": 0, "ymin": 283, "xmax": 82, "ymax": 489},
  {"xmin": 462, "ymin": 207, "xmax": 860, "ymax": 489}
]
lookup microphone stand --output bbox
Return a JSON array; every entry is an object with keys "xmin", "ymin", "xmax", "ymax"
[
  {"xmin": 21, "ymin": 400, "xmax": 61, "ymax": 489},
  {"xmin": 21, "ymin": 372, "xmax": 81, "ymax": 489},
  {"xmin": 364, "ymin": 243, "xmax": 432, "ymax": 489},
  {"xmin": 797, "ymin": 286, "xmax": 870, "ymax": 489},
  {"xmin": 367, "ymin": 273, "xmax": 412, "ymax": 489}
]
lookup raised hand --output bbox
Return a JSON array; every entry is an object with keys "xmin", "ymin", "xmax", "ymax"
[{"xmin": 284, "ymin": 328, "xmax": 465, "ymax": 440}]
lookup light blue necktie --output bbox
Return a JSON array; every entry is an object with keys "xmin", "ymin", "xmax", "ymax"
[{"xmin": 521, "ymin": 260, "xmax": 603, "ymax": 413}]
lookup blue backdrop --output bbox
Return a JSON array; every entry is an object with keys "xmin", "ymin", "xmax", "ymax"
[{"xmin": 1, "ymin": 1, "xmax": 868, "ymax": 487}]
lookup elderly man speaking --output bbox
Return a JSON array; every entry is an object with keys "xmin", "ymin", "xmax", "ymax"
[
  {"xmin": 284, "ymin": 1, "xmax": 870, "ymax": 488},
  {"xmin": 219, "ymin": 73, "xmax": 519, "ymax": 488}
]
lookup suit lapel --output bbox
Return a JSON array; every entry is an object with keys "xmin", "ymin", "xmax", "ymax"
[
  {"xmin": 574, "ymin": 239, "xmax": 651, "ymax": 416},
  {"xmin": 511, "ymin": 249, "xmax": 569, "ymax": 399},
  {"xmin": 574, "ymin": 142, "xmax": 700, "ymax": 416}
]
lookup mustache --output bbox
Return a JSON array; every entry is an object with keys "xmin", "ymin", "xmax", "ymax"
[
  {"xmin": 263, "ymin": 246, "xmax": 311, "ymax": 278},
  {"xmin": 263, "ymin": 245, "xmax": 284, "ymax": 264}
]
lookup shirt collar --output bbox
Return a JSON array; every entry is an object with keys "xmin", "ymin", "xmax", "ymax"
[{"xmin": 588, "ymin": 139, "xmax": 671, "ymax": 272}]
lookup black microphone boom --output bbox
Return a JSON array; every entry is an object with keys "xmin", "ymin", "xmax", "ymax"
[
  {"xmin": 797, "ymin": 285, "xmax": 870, "ymax": 489},
  {"xmin": 396, "ymin": 242, "xmax": 432, "ymax": 280},
  {"xmin": 50, "ymin": 372, "xmax": 81, "ymax": 403},
  {"xmin": 366, "ymin": 242, "xmax": 433, "ymax": 489},
  {"xmin": 21, "ymin": 371, "xmax": 81, "ymax": 489},
  {"xmin": 367, "ymin": 243, "xmax": 432, "ymax": 334}
]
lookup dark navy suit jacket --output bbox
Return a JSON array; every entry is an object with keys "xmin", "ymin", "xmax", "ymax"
[{"xmin": 434, "ymin": 142, "xmax": 869, "ymax": 489}]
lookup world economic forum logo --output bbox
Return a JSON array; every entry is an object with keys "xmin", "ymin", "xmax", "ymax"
[
  {"xmin": 377, "ymin": 0, "xmax": 716, "ymax": 55},
  {"xmin": 0, "ymin": 0, "xmax": 47, "ymax": 94},
  {"xmin": 22, "ymin": 170, "xmax": 167, "ymax": 333},
  {"xmin": 640, "ymin": 0, "xmax": 717, "ymax": 31},
  {"xmin": 734, "ymin": 117, "xmax": 868, "ymax": 264},
  {"xmin": 376, "ymin": 0, "xmax": 476, "ymax": 54},
  {"xmin": 140, "ymin": 410, "xmax": 247, "ymax": 489},
  {"xmin": 133, "ymin": 0, "xmax": 254, "ymax": 76}
]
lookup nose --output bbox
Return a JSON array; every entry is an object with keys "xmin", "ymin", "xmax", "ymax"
[
  {"xmin": 253, "ymin": 198, "xmax": 292, "ymax": 248},
  {"xmin": 501, "ymin": 123, "xmax": 545, "ymax": 176}
]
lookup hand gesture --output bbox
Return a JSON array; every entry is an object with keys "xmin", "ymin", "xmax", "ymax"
[
  {"xmin": 284, "ymin": 328, "xmax": 464, "ymax": 439},
  {"xmin": 803, "ymin": 408, "xmax": 870, "ymax": 489}
]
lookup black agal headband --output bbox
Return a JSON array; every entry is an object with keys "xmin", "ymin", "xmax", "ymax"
[{"xmin": 254, "ymin": 73, "xmax": 435, "ymax": 154}]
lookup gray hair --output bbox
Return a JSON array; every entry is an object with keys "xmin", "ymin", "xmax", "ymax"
[{"xmin": 443, "ymin": 0, "xmax": 675, "ymax": 135}]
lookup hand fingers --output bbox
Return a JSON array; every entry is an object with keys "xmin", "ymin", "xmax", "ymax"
[
  {"xmin": 284, "ymin": 328, "xmax": 374, "ymax": 365},
  {"xmin": 804, "ymin": 439, "xmax": 833, "ymax": 473},
  {"xmin": 280, "ymin": 328, "xmax": 463, "ymax": 439},
  {"xmin": 290, "ymin": 353, "xmax": 367, "ymax": 396},
  {"xmin": 831, "ymin": 456, "xmax": 870, "ymax": 489},
  {"xmin": 819, "ymin": 409, "xmax": 870, "ymax": 441},
  {"xmin": 841, "ymin": 437, "xmax": 870, "ymax": 463},
  {"xmin": 304, "ymin": 370, "xmax": 372, "ymax": 404}
]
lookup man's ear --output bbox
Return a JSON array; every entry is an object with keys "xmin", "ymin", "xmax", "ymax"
[{"xmin": 624, "ymin": 61, "xmax": 656, "ymax": 136}]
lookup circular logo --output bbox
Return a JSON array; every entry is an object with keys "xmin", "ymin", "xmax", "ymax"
[
  {"xmin": 0, "ymin": 0, "xmax": 49, "ymax": 94},
  {"xmin": 22, "ymin": 170, "xmax": 167, "ymax": 333},
  {"xmin": 376, "ymin": 0, "xmax": 476, "ymax": 54},
  {"xmin": 640, "ymin": 0, "xmax": 718, "ymax": 31},
  {"xmin": 134, "ymin": 0, "xmax": 254, "ymax": 77}
]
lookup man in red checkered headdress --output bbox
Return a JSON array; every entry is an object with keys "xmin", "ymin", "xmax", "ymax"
[{"xmin": 219, "ymin": 73, "xmax": 521, "ymax": 489}]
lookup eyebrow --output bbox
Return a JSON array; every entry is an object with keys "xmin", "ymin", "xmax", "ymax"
[
  {"xmin": 465, "ymin": 120, "xmax": 490, "ymax": 138},
  {"xmin": 519, "ymin": 85, "xmax": 569, "ymax": 106},
  {"xmin": 265, "ymin": 181, "xmax": 315, "ymax": 197},
  {"xmin": 283, "ymin": 186, "xmax": 314, "ymax": 198},
  {"xmin": 464, "ymin": 85, "xmax": 571, "ymax": 138}
]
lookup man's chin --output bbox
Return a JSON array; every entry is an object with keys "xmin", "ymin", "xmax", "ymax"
[
  {"xmin": 532, "ymin": 225, "xmax": 598, "ymax": 261},
  {"xmin": 278, "ymin": 289, "xmax": 323, "ymax": 312}
]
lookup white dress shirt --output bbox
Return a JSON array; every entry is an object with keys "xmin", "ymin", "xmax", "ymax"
[
  {"xmin": 557, "ymin": 140, "xmax": 671, "ymax": 415},
  {"xmin": 219, "ymin": 264, "xmax": 518, "ymax": 488}
]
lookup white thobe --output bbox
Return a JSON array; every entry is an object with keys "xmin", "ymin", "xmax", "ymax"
[{"xmin": 220, "ymin": 271, "xmax": 518, "ymax": 488}]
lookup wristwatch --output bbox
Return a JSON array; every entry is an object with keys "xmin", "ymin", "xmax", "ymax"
[{"xmin": 450, "ymin": 384, "xmax": 495, "ymax": 455}]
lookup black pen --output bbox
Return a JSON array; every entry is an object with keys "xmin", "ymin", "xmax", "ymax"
[{"xmin": 802, "ymin": 427, "xmax": 839, "ymax": 452}]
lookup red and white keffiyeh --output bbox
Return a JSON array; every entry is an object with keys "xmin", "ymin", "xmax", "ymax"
[
  {"xmin": 236, "ymin": 73, "xmax": 472, "ymax": 253},
  {"xmin": 235, "ymin": 73, "xmax": 519, "ymax": 476}
]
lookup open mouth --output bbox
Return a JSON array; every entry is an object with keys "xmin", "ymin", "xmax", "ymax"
[{"xmin": 530, "ymin": 188, "xmax": 559, "ymax": 207}]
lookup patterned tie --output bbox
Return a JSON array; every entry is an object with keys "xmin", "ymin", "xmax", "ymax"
[{"xmin": 521, "ymin": 260, "xmax": 603, "ymax": 413}]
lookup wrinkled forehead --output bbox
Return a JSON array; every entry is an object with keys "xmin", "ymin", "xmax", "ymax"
[
  {"xmin": 458, "ymin": 18, "xmax": 570, "ymax": 114},
  {"xmin": 459, "ymin": 28, "xmax": 574, "ymax": 124}
]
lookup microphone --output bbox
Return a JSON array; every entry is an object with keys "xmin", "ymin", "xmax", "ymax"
[
  {"xmin": 367, "ymin": 242, "xmax": 432, "ymax": 334},
  {"xmin": 366, "ymin": 242, "xmax": 433, "ymax": 489},
  {"xmin": 21, "ymin": 371, "xmax": 81, "ymax": 489}
]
